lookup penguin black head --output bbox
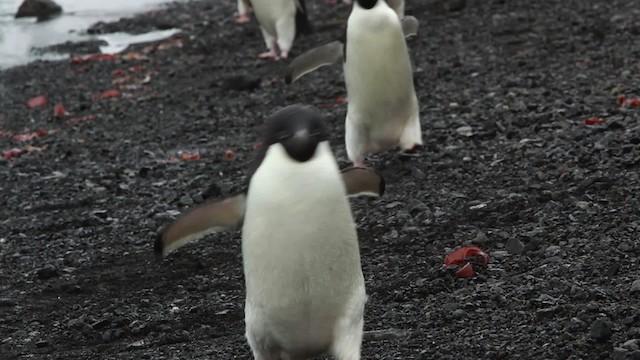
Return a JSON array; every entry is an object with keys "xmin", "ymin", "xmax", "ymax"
[
  {"xmin": 356, "ymin": 0, "xmax": 378, "ymax": 9},
  {"xmin": 261, "ymin": 104, "xmax": 329, "ymax": 163}
]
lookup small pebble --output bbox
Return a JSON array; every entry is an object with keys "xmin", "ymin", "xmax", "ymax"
[
  {"xmin": 631, "ymin": 279, "xmax": 640, "ymax": 294},
  {"xmin": 472, "ymin": 231, "xmax": 488, "ymax": 244},
  {"xmin": 407, "ymin": 199, "xmax": 428, "ymax": 216},
  {"xmin": 613, "ymin": 347, "xmax": 628, "ymax": 360},
  {"xmin": 505, "ymin": 238, "xmax": 524, "ymax": 255},
  {"xmin": 363, "ymin": 329, "xmax": 410, "ymax": 341},
  {"xmin": 456, "ymin": 125, "xmax": 474, "ymax": 137},
  {"xmin": 36, "ymin": 265, "xmax": 59, "ymax": 280},
  {"xmin": 623, "ymin": 316, "xmax": 636, "ymax": 326},
  {"xmin": 179, "ymin": 195, "xmax": 194, "ymax": 206},
  {"xmin": 622, "ymin": 339, "xmax": 639, "ymax": 351},
  {"xmin": 0, "ymin": 298, "xmax": 17, "ymax": 307},
  {"xmin": 102, "ymin": 329, "xmax": 112, "ymax": 342},
  {"xmin": 589, "ymin": 319, "xmax": 612, "ymax": 342},
  {"xmin": 545, "ymin": 245, "xmax": 562, "ymax": 257},
  {"xmin": 451, "ymin": 309, "xmax": 465, "ymax": 319}
]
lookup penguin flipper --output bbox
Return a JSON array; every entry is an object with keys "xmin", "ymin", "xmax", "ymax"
[
  {"xmin": 341, "ymin": 167, "xmax": 386, "ymax": 198},
  {"xmin": 154, "ymin": 194, "xmax": 246, "ymax": 259},
  {"xmin": 400, "ymin": 16, "xmax": 419, "ymax": 38},
  {"xmin": 285, "ymin": 40, "xmax": 344, "ymax": 84}
]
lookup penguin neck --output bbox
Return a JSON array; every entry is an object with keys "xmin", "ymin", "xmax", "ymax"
[
  {"xmin": 356, "ymin": 0, "xmax": 378, "ymax": 10},
  {"xmin": 248, "ymin": 142, "xmax": 344, "ymax": 202}
]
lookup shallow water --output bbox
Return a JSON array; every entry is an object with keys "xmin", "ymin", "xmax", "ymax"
[{"xmin": 0, "ymin": 0, "xmax": 177, "ymax": 69}]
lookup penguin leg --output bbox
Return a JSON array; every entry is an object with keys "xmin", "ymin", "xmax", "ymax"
[
  {"xmin": 330, "ymin": 291, "xmax": 365, "ymax": 360},
  {"xmin": 398, "ymin": 112, "xmax": 423, "ymax": 152},
  {"xmin": 234, "ymin": 0, "xmax": 251, "ymax": 24},
  {"xmin": 345, "ymin": 115, "xmax": 368, "ymax": 168},
  {"xmin": 246, "ymin": 327, "xmax": 279, "ymax": 359},
  {"xmin": 275, "ymin": 16, "xmax": 296, "ymax": 59},
  {"xmin": 250, "ymin": 348, "xmax": 280, "ymax": 360},
  {"xmin": 258, "ymin": 27, "xmax": 280, "ymax": 60}
]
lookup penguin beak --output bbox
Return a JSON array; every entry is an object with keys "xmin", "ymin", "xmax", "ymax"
[{"xmin": 282, "ymin": 129, "xmax": 319, "ymax": 163}]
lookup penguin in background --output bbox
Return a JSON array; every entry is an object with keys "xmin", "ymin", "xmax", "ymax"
[
  {"xmin": 248, "ymin": 0, "xmax": 314, "ymax": 59},
  {"xmin": 235, "ymin": 0, "xmax": 359, "ymax": 24},
  {"xmin": 285, "ymin": 0, "xmax": 422, "ymax": 168},
  {"xmin": 155, "ymin": 104, "xmax": 385, "ymax": 359}
]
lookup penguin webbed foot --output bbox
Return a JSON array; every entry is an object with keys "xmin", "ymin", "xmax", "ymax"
[
  {"xmin": 258, "ymin": 50, "xmax": 280, "ymax": 60},
  {"xmin": 352, "ymin": 160, "xmax": 367, "ymax": 169},
  {"xmin": 234, "ymin": 12, "xmax": 251, "ymax": 24},
  {"xmin": 398, "ymin": 144, "xmax": 424, "ymax": 161}
]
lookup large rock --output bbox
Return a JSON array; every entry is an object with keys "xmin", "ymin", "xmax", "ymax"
[{"xmin": 15, "ymin": 0, "xmax": 63, "ymax": 22}]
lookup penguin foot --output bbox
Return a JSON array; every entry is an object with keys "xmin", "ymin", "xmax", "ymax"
[
  {"xmin": 233, "ymin": 12, "xmax": 251, "ymax": 24},
  {"xmin": 402, "ymin": 143, "xmax": 424, "ymax": 154},
  {"xmin": 398, "ymin": 144, "xmax": 424, "ymax": 161},
  {"xmin": 258, "ymin": 50, "xmax": 280, "ymax": 60},
  {"xmin": 352, "ymin": 160, "xmax": 367, "ymax": 169},
  {"xmin": 280, "ymin": 50, "xmax": 289, "ymax": 59}
]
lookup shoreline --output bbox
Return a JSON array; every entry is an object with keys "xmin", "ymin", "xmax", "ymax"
[{"xmin": 0, "ymin": 0, "xmax": 185, "ymax": 71}]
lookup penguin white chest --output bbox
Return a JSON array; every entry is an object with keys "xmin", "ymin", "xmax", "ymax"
[
  {"xmin": 344, "ymin": 6, "xmax": 416, "ymax": 116},
  {"xmin": 250, "ymin": 0, "xmax": 296, "ymax": 35},
  {"xmin": 242, "ymin": 142, "xmax": 365, "ymax": 355}
]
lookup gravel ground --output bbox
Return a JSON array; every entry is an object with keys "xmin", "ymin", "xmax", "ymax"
[{"xmin": 1, "ymin": 0, "xmax": 640, "ymax": 359}]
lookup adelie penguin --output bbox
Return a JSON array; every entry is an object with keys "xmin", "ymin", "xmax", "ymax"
[
  {"xmin": 155, "ymin": 104, "xmax": 385, "ymax": 359},
  {"xmin": 285, "ymin": 0, "xmax": 422, "ymax": 168},
  {"xmin": 249, "ymin": 0, "xmax": 314, "ymax": 59}
]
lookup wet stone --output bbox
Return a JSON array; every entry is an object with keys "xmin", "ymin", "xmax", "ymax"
[
  {"xmin": 589, "ymin": 319, "xmax": 612, "ymax": 342},
  {"xmin": 36, "ymin": 265, "xmax": 59, "ymax": 280},
  {"xmin": 179, "ymin": 195, "xmax": 194, "ymax": 206},
  {"xmin": 613, "ymin": 347, "xmax": 628, "ymax": 360},
  {"xmin": 0, "ymin": 298, "xmax": 17, "ymax": 307},
  {"xmin": 505, "ymin": 237, "xmax": 524, "ymax": 255},
  {"xmin": 622, "ymin": 339, "xmax": 639, "ymax": 351}
]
